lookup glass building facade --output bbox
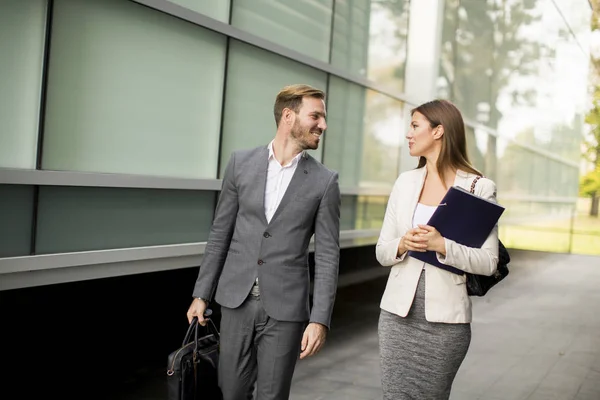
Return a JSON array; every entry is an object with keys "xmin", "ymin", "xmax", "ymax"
[{"xmin": 0, "ymin": 0, "xmax": 591, "ymax": 290}]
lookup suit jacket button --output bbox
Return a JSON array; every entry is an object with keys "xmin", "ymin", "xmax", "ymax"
[
  {"xmin": 257, "ymin": 260, "xmax": 264, "ymax": 265},
  {"xmin": 263, "ymin": 232, "xmax": 270, "ymax": 238}
]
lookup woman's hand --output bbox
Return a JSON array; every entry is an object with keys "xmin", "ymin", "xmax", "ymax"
[
  {"xmin": 417, "ymin": 225, "xmax": 446, "ymax": 255},
  {"xmin": 398, "ymin": 227, "xmax": 429, "ymax": 256}
]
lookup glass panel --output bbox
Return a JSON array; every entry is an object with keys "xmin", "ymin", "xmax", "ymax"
[
  {"xmin": 500, "ymin": 200, "xmax": 574, "ymax": 253},
  {"xmin": 502, "ymin": 2, "xmax": 587, "ymax": 162},
  {"xmin": 42, "ymin": 0, "xmax": 226, "ymax": 179},
  {"xmin": 231, "ymin": 0, "xmax": 332, "ymax": 63},
  {"xmin": 355, "ymin": 195, "xmax": 388, "ymax": 230},
  {"xmin": 170, "ymin": 0, "xmax": 230, "ymax": 22},
  {"xmin": 437, "ymin": 0, "xmax": 494, "ymax": 124},
  {"xmin": 438, "ymin": 0, "xmax": 589, "ymax": 165},
  {"xmin": 340, "ymin": 195, "xmax": 387, "ymax": 230},
  {"xmin": 0, "ymin": 185, "xmax": 34, "ymax": 257},
  {"xmin": 485, "ymin": 133, "xmax": 497, "ymax": 182},
  {"xmin": 35, "ymin": 187, "xmax": 215, "ymax": 254},
  {"xmin": 496, "ymin": 137, "xmax": 533, "ymax": 197},
  {"xmin": 340, "ymin": 195, "xmax": 358, "ymax": 231},
  {"xmin": 0, "ymin": 0, "xmax": 46, "ymax": 169},
  {"xmin": 436, "ymin": 0, "xmax": 459, "ymax": 101},
  {"xmin": 465, "ymin": 126, "xmax": 485, "ymax": 173},
  {"xmin": 331, "ymin": 0, "xmax": 410, "ymax": 92},
  {"xmin": 324, "ymin": 76, "xmax": 403, "ymax": 187},
  {"xmin": 220, "ymin": 40, "xmax": 328, "ymax": 176}
]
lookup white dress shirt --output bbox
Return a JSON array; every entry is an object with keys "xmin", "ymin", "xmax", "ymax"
[
  {"xmin": 412, "ymin": 203, "xmax": 437, "ymax": 269},
  {"xmin": 264, "ymin": 141, "xmax": 303, "ymax": 223}
]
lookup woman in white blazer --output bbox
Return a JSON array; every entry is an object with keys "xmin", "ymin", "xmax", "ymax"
[{"xmin": 376, "ymin": 99, "xmax": 499, "ymax": 400}]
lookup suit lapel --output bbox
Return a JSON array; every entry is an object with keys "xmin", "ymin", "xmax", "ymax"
[
  {"xmin": 404, "ymin": 167, "xmax": 427, "ymax": 231},
  {"xmin": 253, "ymin": 146, "xmax": 270, "ymax": 226},
  {"xmin": 268, "ymin": 152, "xmax": 310, "ymax": 225}
]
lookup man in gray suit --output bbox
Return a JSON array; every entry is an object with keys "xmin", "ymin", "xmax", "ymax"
[{"xmin": 187, "ymin": 84, "xmax": 341, "ymax": 400}]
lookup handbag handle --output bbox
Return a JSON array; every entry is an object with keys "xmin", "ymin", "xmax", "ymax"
[{"xmin": 183, "ymin": 311, "xmax": 220, "ymax": 348}]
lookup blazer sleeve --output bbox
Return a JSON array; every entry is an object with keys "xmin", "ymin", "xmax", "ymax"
[
  {"xmin": 436, "ymin": 178, "xmax": 499, "ymax": 276},
  {"xmin": 310, "ymin": 171, "xmax": 341, "ymax": 328},
  {"xmin": 376, "ymin": 178, "xmax": 407, "ymax": 266},
  {"xmin": 192, "ymin": 153, "xmax": 239, "ymax": 300}
]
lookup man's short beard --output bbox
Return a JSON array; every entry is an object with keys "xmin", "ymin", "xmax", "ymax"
[{"xmin": 291, "ymin": 122, "xmax": 317, "ymax": 150}]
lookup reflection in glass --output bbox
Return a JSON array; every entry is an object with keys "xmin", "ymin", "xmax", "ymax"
[
  {"xmin": 231, "ymin": 0, "xmax": 333, "ymax": 62},
  {"xmin": 0, "ymin": 185, "xmax": 34, "ymax": 257},
  {"xmin": 340, "ymin": 195, "xmax": 388, "ymax": 231},
  {"xmin": 499, "ymin": 200, "xmax": 574, "ymax": 253},
  {"xmin": 331, "ymin": 0, "xmax": 410, "ymax": 92},
  {"xmin": 496, "ymin": 136, "xmax": 578, "ymax": 199},
  {"xmin": 220, "ymin": 40, "xmax": 327, "ymax": 177},
  {"xmin": 438, "ymin": 0, "xmax": 589, "ymax": 166},
  {"xmin": 438, "ymin": 0, "xmax": 494, "ymax": 124},
  {"xmin": 496, "ymin": 137, "xmax": 532, "ymax": 197},
  {"xmin": 324, "ymin": 77, "xmax": 403, "ymax": 188},
  {"xmin": 465, "ymin": 126, "xmax": 483, "ymax": 173},
  {"xmin": 36, "ymin": 187, "xmax": 215, "ymax": 254},
  {"xmin": 43, "ymin": 0, "xmax": 226, "ymax": 179},
  {"xmin": 438, "ymin": 0, "xmax": 589, "ymax": 256}
]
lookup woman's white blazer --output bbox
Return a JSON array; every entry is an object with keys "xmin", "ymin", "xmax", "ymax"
[{"xmin": 376, "ymin": 167, "xmax": 499, "ymax": 323}]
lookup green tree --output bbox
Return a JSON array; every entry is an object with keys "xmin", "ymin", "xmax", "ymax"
[{"xmin": 582, "ymin": 0, "xmax": 600, "ymax": 217}]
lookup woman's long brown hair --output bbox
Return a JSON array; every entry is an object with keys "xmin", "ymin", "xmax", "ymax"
[{"xmin": 411, "ymin": 99, "xmax": 482, "ymax": 186}]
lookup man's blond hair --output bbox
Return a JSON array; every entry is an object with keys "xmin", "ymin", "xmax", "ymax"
[{"xmin": 273, "ymin": 84, "xmax": 325, "ymax": 127}]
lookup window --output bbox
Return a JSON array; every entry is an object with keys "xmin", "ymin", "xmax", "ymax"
[
  {"xmin": 331, "ymin": 0, "xmax": 410, "ymax": 92},
  {"xmin": 231, "ymin": 0, "xmax": 333, "ymax": 62},
  {"xmin": 35, "ymin": 187, "xmax": 215, "ymax": 254},
  {"xmin": 0, "ymin": 185, "xmax": 34, "ymax": 257},
  {"xmin": 0, "ymin": 0, "xmax": 46, "ymax": 169},
  {"xmin": 42, "ymin": 0, "xmax": 226, "ymax": 179},
  {"xmin": 324, "ymin": 77, "xmax": 404, "ymax": 187},
  {"xmin": 340, "ymin": 195, "xmax": 388, "ymax": 231}
]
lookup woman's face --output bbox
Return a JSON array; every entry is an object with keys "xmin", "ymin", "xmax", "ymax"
[{"xmin": 407, "ymin": 111, "xmax": 440, "ymax": 158}]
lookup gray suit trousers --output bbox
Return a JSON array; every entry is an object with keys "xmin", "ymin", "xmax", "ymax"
[{"xmin": 218, "ymin": 295, "xmax": 305, "ymax": 400}]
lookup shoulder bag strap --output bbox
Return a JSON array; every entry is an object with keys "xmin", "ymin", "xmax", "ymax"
[{"xmin": 470, "ymin": 175, "xmax": 483, "ymax": 194}]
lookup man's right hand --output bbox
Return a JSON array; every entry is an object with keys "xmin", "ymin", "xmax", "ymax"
[{"xmin": 187, "ymin": 298, "xmax": 208, "ymax": 326}]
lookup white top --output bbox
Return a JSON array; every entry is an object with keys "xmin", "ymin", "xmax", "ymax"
[
  {"xmin": 412, "ymin": 203, "xmax": 437, "ymax": 228},
  {"xmin": 412, "ymin": 203, "xmax": 437, "ymax": 269},
  {"xmin": 264, "ymin": 141, "xmax": 303, "ymax": 223}
]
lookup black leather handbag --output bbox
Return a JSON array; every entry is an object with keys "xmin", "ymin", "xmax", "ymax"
[
  {"xmin": 466, "ymin": 176, "xmax": 510, "ymax": 296},
  {"xmin": 167, "ymin": 314, "xmax": 222, "ymax": 400}
]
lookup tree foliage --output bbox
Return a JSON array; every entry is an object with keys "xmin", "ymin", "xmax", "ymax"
[
  {"xmin": 580, "ymin": 0, "xmax": 600, "ymax": 216},
  {"xmin": 582, "ymin": 0, "xmax": 600, "ymax": 201}
]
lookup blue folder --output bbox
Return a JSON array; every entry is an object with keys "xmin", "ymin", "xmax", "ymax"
[{"xmin": 407, "ymin": 185, "xmax": 505, "ymax": 275}]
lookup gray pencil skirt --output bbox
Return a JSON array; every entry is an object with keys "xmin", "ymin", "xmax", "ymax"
[{"xmin": 378, "ymin": 271, "xmax": 471, "ymax": 400}]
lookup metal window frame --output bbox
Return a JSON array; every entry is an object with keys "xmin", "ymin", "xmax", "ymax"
[
  {"xmin": 0, "ymin": 229, "xmax": 381, "ymax": 291},
  {"xmin": 0, "ymin": 168, "xmax": 396, "ymax": 195}
]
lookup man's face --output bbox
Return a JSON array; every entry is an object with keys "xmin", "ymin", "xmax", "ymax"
[{"xmin": 290, "ymin": 97, "xmax": 327, "ymax": 150}]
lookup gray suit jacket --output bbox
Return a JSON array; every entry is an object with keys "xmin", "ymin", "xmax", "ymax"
[{"xmin": 192, "ymin": 145, "xmax": 341, "ymax": 327}]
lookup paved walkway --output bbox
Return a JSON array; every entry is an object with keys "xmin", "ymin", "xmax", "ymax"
[{"xmin": 289, "ymin": 250, "xmax": 600, "ymax": 400}]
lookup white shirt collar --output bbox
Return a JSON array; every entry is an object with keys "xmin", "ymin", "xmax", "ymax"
[{"xmin": 267, "ymin": 141, "xmax": 304, "ymax": 167}]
